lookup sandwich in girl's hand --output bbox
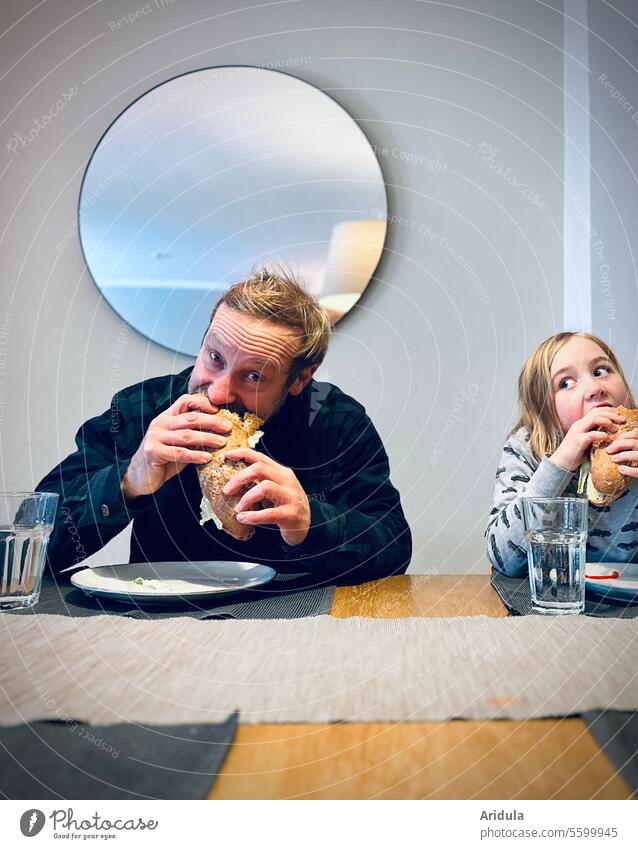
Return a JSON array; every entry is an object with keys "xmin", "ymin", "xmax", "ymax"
[
  {"xmin": 583, "ymin": 406, "xmax": 638, "ymax": 506},
  {"xmin": 198, "ymin": 409, "xmax": 264, "ymax": 540},
  {"xmin": 486, "ymin": 333, "xmax": 638, "ymax": 577}
]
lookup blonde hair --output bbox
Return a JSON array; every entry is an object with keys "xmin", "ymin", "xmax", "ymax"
[
  {"xmin": 514, "ymin": 332, "xmax": 635, "ymax": 461},
  {"xmin": 212, "ymin": 268, "xmax": 331, "ymax": 383}
]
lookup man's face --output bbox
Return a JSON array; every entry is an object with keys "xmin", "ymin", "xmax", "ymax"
[{"xmin": 188, "ymin": 303, "xmax": 312, "ymax": 421}]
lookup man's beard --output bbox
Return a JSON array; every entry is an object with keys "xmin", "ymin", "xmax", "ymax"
[{"xmin": 262, "ymin": 387, "xmax": 289, "ymax": 421}]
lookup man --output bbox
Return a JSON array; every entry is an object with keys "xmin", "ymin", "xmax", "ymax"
[{"xmin": 39, "ymin": 269, "xmax": 411, "ymax": 584}]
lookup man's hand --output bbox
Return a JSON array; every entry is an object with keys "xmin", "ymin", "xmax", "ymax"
[
  {"xmin": 121, "ymin": 394, "xmax": 232, "ymax": 501},
  {"xmin": 222, "ymin": 447, "xmax": 311, "ymax": 547},
  {"xmin": 605, "ymin": 428, "xmax": 638, "ymax": 477},
  {"xmin": 550, "ymin": 408, "xmax": 626, "ymax": 472}
]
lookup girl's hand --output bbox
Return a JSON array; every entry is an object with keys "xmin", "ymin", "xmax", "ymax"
[
  {"xmin": 550, "ymin": 408, "xmax": 626, "ymax": 472},
  {"xmin": 605, "ymin": 429, "xmax": 638, "ymax": 477}
]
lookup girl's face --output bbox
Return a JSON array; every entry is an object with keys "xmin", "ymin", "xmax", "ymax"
[{"xmin": 550, "ymin": 336, "xmax": 629, "ymax": 431}]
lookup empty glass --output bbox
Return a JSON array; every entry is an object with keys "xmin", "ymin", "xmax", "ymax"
[
  {"xmin": 0, "ymin": 492, "xmax": 59, "ymax": 609},
  {"xmin": 522, "ymin": 497, "xmax": 588, "ymax": 615}
]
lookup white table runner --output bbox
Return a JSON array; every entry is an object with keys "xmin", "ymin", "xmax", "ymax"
[{"xmin": 1, "ymin": 613, "xmax": 637, "ymax": 724}]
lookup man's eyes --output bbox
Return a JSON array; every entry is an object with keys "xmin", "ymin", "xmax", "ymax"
[{"xmin": 208, "ymin": 352, "xmax": 264, "ymax": 383}]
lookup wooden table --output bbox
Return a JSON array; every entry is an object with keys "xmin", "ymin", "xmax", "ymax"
[{"xmin": 209, "ymin": 575, "xmax": 633, "ymax": 800}]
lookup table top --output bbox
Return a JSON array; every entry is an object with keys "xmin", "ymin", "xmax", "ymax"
[{"xmin": 210, "ymin": 574, "xmax": 633, "ymax": 800}]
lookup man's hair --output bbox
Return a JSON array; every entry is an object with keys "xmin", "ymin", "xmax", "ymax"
[
  {"xmin": 513, "ymin": 331, "xmax": 634, "ymax": 461},
  {"xmin": 211, "ymin": 268, "xmax": 332, "ymax": 384}
]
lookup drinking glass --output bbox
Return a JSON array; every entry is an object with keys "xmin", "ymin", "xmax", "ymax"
[
  {"xmin": 0, "ymin": 492, "xmax": 59, "ymax": 610},
  {"xmin": 522, "ymin": 497, "xmax": 588, "ymax": 615}
]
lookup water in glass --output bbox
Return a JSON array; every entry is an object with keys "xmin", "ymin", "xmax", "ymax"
[
  {"xmin": 0, "ymin": 526, "xmax": 51, "ymax": 609},
  {"xmin": 525, "ymin": 529, "xmax": 586, "ymax": 614}
]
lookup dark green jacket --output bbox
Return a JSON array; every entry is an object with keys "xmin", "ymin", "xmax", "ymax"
[{"xmin": 38, "ymin": 368, "xmax": 411, "ymax": 584}]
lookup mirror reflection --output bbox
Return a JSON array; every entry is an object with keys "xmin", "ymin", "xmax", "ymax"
[{"xmin": 79, "ymin": 66, "xmax": 388, "ymax": 355}]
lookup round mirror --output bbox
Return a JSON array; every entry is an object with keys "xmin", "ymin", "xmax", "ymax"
[{"xmin": 78, "ymin": 66, "xmax": 388, "ymax": 356}]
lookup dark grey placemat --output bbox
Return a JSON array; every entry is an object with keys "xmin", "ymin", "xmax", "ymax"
[
  {"xmin": 491, "ymin": 572, "xmax": 638, "ymax": 618},
  {"xmin": 583, "ymin": 710, "xmax": 638, "ymax": 795},
  {"xmin": 0, "ymin": 712, "xmax": 238, "ymax": 800},
  {"xmin": 8, "ymin": 571, "xmax": 336, "ymax": 621}
]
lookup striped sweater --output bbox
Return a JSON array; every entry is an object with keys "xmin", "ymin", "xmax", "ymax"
[{"xmin": 486, "ymin": 427, "xmax": 638, "ymax": 577}]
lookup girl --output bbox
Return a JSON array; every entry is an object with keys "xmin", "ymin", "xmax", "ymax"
[{"xmin": 487, "ymin": 332, "xmax": 638, "ymax": 576}]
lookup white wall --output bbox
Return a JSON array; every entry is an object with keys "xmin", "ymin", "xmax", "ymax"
[{"xmin": 0, "ymin": 0, "xmax": 568, "ymax": 573}]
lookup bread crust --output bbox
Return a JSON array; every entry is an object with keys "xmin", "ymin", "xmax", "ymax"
[
  {"xmin": 589, "ymin": 406, "xmax": 638, "ymax": 504},
  {"xmin": 197, "ymin": 410, "xmax": 263, "ymax": 540}
]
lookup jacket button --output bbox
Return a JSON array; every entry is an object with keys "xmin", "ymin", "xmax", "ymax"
[{"xmin": 100, "ymin": 504, "xmax": 110, "ymax": 517}]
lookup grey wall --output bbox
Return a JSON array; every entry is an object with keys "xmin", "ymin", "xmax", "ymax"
[
  {"xmin": 588, "ymin": 0, "xmax": 638, "ymax": 388},
  {"xmin": 0, "ymin": 0, "xmax": 568, "ymax": 573}
]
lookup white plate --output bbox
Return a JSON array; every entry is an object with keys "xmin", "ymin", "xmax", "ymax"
[
  {"xmin": 585, "ymin": 562, "xmax": 638, "ymax": 603},
  {"xmin": 70, "ymin": 561, "xmax": 276, "ymax": 605}
]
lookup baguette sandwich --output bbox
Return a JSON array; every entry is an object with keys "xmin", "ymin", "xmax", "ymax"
[
  {"xmin": 578, "ymin": 406, "xmax": 638, "ymax": 506},
  {"xmin": 197, "ymin": 409, "xmax": 264, "ymax": 540}
]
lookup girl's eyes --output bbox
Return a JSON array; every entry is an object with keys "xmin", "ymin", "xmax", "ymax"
[
  {"xmin": 593, "ymin": 365, "xmax": 611, "ymax": 377},
  {"xmin": 557, "ymin": 365, "xmax": 612, "ymax": 389}
]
